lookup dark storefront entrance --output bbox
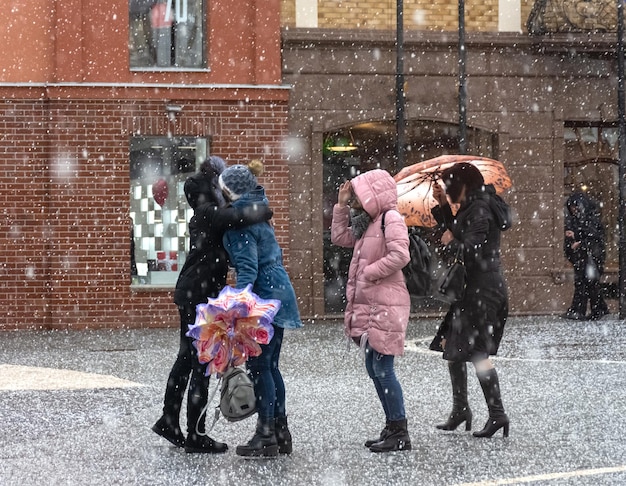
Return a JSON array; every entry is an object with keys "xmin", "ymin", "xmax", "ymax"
[{"xmin": 321, "ymin": 120, "xmax": 498, "ymax": 313}]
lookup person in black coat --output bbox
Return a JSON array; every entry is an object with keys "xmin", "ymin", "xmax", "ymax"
[
  {"xmin": 562, "ymin": 192, "xmax": 608, "ymax": 321},
  {"xmin": 152, "ymin": 156, "xmax": 273, "ymax": 453},
  {"xmin": 429, "ymin": 163, "xmax": 511, "ymax": 439}
]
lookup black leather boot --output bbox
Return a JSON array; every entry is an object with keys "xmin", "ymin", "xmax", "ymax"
[
  {"xmin": 151, "ymin": 415, "xmax": 185, "ymax": 448},
  {"xmin": 184, "ymin": 433, "xmax": 228, "ymax": 454},
  {"xmin": 369, "ymin": 419, "xmax": 411, "ymax": 453},
  {"xmin": 436, "ymin": 361, "xmax": 472, "ymax": 431},
  {"xmin": 473, "ymin": 368, "xmax": 510, "ymax": 438},
  {"xmin": 364, "ymin": 421, "xmax": 390, "ymax": 448},
  {"xmin": 152, "ymin": 369, "xmax": 189, "ymax": 448},
  {"xmin": 236, "ymin": 418, "xmax": 279, "ymax": 457},
  {"xmin": 275, "ymin": 416, "xmax": 293, "ymax": 455}
]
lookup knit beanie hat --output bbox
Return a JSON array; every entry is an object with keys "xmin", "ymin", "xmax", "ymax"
[{"xmin": 219, "ymin": 161, "xmax": 262, "ymax": 201}]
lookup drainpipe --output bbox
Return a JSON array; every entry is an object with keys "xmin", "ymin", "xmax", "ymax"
[
  {"xmin": 617, "ymin": 0, "xmax": 626, "ymax": 318},
  {"xmin": 458, "ymin": 0, "xmax": 467, "ymax": 155},
  {"xmin": 396, "ymin": 0, "xmax": 405, "ymax": 170}
]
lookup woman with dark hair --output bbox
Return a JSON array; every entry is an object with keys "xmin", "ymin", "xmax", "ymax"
[
  {"xmin": 152, "ymin": 156, "xmax": 273, "ymax": 454},
  {"xmin": 429, "ymin": 162, "xmax": 512, "ymax": 438}
]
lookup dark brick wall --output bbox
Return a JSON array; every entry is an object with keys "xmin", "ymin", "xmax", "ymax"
[{"xmin": 282, "ymin": 29, "xmax": 621, "ymax": 316}]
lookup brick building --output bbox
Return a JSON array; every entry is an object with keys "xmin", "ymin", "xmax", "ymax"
[
  {"xmin": 2, "ymin": 0, "xmax": 622, "ymax": 329},
  {"xmin": 1, "ymin": 0, "xmax": 289, "ymax": 330}
]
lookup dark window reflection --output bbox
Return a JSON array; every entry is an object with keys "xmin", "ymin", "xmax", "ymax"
[
  {"xmin": 129, "ymin": 0, "xmax": 205, "ymax": 69},
  {"xmin": 322, "ymin": 121, "xmax": 497, "ymax": 314}
]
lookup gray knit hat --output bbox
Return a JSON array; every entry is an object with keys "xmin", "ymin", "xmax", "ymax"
[{"xmin": 219, "ymin": 164, "xmax": 258, "ymax": 201}]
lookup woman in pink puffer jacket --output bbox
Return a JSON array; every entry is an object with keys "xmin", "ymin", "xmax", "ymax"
[{"xmin": 331, "ymin": 169, "xmax": 411, "ymax": 453}]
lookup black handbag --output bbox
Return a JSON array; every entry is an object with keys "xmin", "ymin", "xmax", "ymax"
[{"xmin": 436, "ymin": 247, "xmax": 466, "ymax": 304}]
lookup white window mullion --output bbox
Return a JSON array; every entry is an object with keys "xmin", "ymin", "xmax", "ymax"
[
  {"xmin": 498, "ymin": 0, "xmax": 521, "ymax": 32},
  {"xmin": 296, "ymin": 0, "xmax": 318, "ymax": 28}
]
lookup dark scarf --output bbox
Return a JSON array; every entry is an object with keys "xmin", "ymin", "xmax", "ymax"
[{"xmin": 350, "ymin": 208, "xmax": 372, "ymax": 239}]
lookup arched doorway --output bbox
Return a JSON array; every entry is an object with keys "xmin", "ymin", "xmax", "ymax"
[
  {"xmin": 322, "ymin": 120, "xmax": 498, "ymax": 313},
  {"xmin": 563, "ymin": 123, "xmax": 620, "ymax": 273}
]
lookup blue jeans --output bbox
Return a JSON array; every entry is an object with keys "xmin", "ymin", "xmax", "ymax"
[
  {"xmin": 364, "ymin": 343, "xmax": 406, "ymax": 422},
  {"xmin": 246, "ymin": 325, "xmax": 285, "ymax": 421}
]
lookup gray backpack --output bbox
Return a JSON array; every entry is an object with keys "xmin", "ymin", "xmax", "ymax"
[{"xmin": 219, "ymin": 367, "xmax": 257, "ymax": 422}]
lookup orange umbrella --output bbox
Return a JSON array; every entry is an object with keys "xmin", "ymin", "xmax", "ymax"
[{"xmin": 394, "ymin": 155, "xmax": 512, "ymax": 227}]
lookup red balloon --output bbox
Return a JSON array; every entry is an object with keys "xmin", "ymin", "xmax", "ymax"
[{"xmin": 152, "ymin": 178, "xmax": 168, "ymax": 206}]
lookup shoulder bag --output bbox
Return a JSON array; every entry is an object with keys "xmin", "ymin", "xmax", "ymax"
[{"xmin": 435, "ymin": 246, "xmax": 466, "ymax": 304}]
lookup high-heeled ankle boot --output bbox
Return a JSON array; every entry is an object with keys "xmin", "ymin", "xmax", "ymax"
[
  {"xmin": 473, "ymin": 368, "xmax": 509, "ymax": 438},
  {"xmin": 436, "ymin": 361, "xmax": 473, "ymax": 431}
]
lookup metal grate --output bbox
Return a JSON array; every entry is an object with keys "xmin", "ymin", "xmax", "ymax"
[{"xmin": 527, "ymin": 0, "xmax": 617, "ymax": 34}]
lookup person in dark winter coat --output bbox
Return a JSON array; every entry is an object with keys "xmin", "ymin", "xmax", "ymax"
[
  {"xmin": 429, "ymin": 162, "xmax": 511, "ymax": 439},
  {"xmin": 331, "ymin": 169, "xmax": 412, "ymax": 453},
  {"xmin": 219, "ymin": 160, "xmax": 303, "ymax": 458},
  {"xmin": 152, "ymin": 156, "xmax": 273, "ymax": 454},
  {"xmin": 562, "ymin": 192, "xmax": 608, "ymax": 321}
]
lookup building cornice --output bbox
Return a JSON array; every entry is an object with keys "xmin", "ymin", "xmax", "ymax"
[
  {"xmin": 0, "ymin": 83, "xmax": 292, "ymax": 101},
  {"xmin": 281, "ymin": 27, "xmax": 619, "ymax": 56}
]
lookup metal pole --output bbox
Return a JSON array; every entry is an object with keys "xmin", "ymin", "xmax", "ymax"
[
  {"xmin": 458, "ymin": 0, "xmax": 467, "ymax": 154},
  {"xmin": 617, "ymin": 0, "xmax": 626, "ymax": 318},
  {"xmin": 396, "ymin": 0, "xmax": 405, "ymax": 169}
]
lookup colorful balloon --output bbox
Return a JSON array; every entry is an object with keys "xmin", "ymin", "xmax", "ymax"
[
  {"xmin": 152, "ymin": 178, "xmax": 168, "ymax": 206},
  {"xmin": 185, "ymin": 285, "xmax": 281, "ymax": 376}
]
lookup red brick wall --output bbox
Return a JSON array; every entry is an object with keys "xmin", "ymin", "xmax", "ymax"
[
  {"xmin": 1, "ymin": 0, "xmax": 283, "ymax": 85},
  {"xmin": 2, "ymin": 100, "xmax": 49, "ymax": 328},
  {"xmin": 0, "ymin": 94, "xmax": 289, "ymax": 330}
]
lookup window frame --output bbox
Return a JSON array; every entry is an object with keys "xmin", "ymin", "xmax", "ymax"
[
  {"xmin": 128, "ymin": 0, "xmax": 208, "ymax": 71},
  {"xmin": 129, "ymin": 135, "xmax": 208, "ymax": 288}
]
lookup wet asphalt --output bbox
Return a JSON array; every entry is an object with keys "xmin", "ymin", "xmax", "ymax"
[{"xmin": 1, "ymin": 314, "xmax": 626, "ymax": 486}]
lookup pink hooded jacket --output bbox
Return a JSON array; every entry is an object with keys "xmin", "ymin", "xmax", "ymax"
[{"xmin": 331, "ymin": 169, "xmax": 411, "ymax": 356}]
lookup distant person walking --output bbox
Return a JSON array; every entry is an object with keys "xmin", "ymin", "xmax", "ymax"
[
  {"xmin": 152, "ymin": 156, "xmax": 272, "ymax": 453},
  {"xmin": 331, "ymin": 169, "xmax": 412, "ymax": 453},
  {"xmin": 219, "ymin": 160, "xmax": 303, "ymax": 458},
  {"xmin": 562, "ymin": 191, "xmax": 608, "ymax": 321},
  {"xmin": 429, "ymin": 163, "xmax": 512, "ymax": 438}
]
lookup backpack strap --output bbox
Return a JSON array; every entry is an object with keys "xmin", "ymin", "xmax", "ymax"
[
  {"xmin": 381, "ymin": 209, "xmax": 401, "ymax": 234},
  {"xmin": 195, "ymin": 374, "xmax": 222, "ymax": 436}
]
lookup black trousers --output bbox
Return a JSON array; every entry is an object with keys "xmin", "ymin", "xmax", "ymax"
[
  {"xmin": 570, "ymin": 268, "xmax": 607, "ymax": 317},
  {"xmin": 159, "ymin": 303, "xmax": 209, "ymax": 434}
]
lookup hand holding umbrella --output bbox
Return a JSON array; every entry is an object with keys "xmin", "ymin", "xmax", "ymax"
[
  {"xmin": 432, "ymin": 181, "xmax": 448, "ymax": 207},
  {"xmin": 394, "ymin": 155, "xmax": 512, "ymax": 227}
]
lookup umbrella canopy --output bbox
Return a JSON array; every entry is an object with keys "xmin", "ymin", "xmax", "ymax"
[
  {"xmin": 186, "ymin": 285, "xmax": 281, "ymax": 376},
  {"xmin": 394, "ymin": 155, "xmax": 512, "ymax": 227}
]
